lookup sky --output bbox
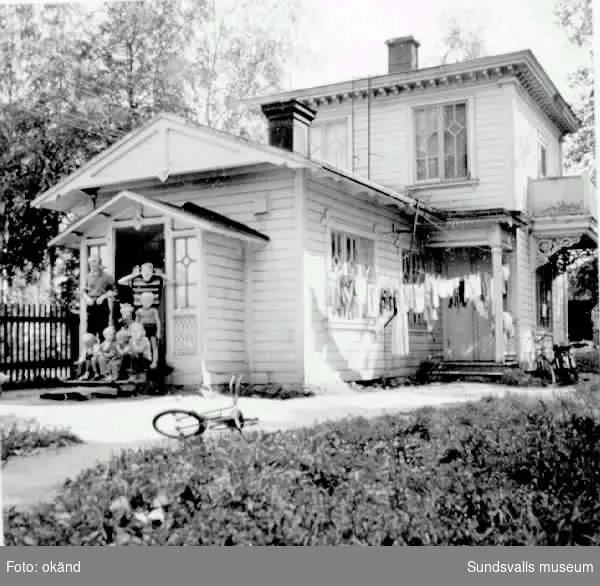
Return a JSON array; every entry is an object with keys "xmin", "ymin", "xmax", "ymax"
[{"xmin": 288, "ymin": 0, "xmax": 588, "ymax": 102}]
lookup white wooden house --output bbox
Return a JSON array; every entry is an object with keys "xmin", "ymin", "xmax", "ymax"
[{"xmin": 32, "ymin": 37, "xmax": 596, "ymax": 387}]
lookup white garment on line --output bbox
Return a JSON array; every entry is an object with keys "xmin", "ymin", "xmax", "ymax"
[{"xmin": 392, "ymin": 277, "xmax": 410, "ymax": 357}]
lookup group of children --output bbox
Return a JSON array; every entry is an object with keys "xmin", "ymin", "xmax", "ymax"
[{"xmin": 75, "ymin": 262, "xmax": 163, "ymax": 383}]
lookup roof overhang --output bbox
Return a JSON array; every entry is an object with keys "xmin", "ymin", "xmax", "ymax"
[
  {"xmin": 248, "ymin": 50, "xmax": 579, "ymax": 137},
  {"xmin": 31, "ymin": 112, "xmax": 437, "ymax": 228},
  {"xmin": 49, "ymin": 190, "xmax": 270, "ymax": 249},
  {"xmin": 32, "ymin": 113, "xmax": 307, "ymax": 213}
]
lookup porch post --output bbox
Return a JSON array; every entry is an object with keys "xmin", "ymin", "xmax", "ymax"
[
  {"xmin": 492, "ymin": 245, "xmax": 504, "ymax": 363},
  {"xmin": 79, "ymin": 239, "xmax": 88, "ymax": 339}
]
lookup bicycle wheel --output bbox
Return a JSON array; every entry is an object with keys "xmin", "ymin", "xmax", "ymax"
[
  {"xmin": 152, "ymin": 410, "xmax": 207, "ymax": 439},
  {"xmin": 536, "ymin": 357, "xmax": 556, "ymax": 385}
]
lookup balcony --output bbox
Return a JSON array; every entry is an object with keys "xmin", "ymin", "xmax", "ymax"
[
  {"xmin": 529, "ymin": 173, "xmax": 597, "ymax": 245},
  {"xmin": 529, "ymin": 173, "xmax": 596, "ymax": 219}
]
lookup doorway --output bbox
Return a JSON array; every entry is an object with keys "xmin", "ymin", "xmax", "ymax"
[
  {"xmin": 114, "ymin": 224, "xmax": 166, "ymax": 359},
  {"xmin": 443, "ymin": 248, "xmax": 495, "ymax": 361}
]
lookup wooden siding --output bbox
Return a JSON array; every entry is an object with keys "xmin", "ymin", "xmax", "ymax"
[
  {"xmin": 204, "ymin": 232, "xmax": 246, "ymax": 377},
  {"xmin": 310, "ymin": 82, "xmax": 513, "ymax": 212},
  {"xmin": 515, "ymin": 228, "xmax": 536, "ymax": 367},
  {"xmin": 304, "ymin": 175, "xmax": 442, "ymax": 384},
  {"xmin": 100, "ymin": 169, "xmax": 301, "ymax": 384},
  {"xmin": 513, "ymin": 84, "xmax": 562, "ymax": 213}
]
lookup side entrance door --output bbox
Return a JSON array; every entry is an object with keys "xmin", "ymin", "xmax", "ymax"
[{"xmin": 443, "ymin": 248, "xmax": 495, "ymax": 361}]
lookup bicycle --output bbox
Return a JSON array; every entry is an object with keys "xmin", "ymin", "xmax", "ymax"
[
  {"xmin": 532, "ymin": 332, "xmax": 579, "ymax": 386},
  {"xmin": 152, "ymin": 374, "xmax": 259, "ymax": 439}
]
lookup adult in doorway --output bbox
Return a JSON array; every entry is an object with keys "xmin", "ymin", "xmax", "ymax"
[{"xmin": 82, "ymin": 256, "xmax": 115, "ymax": 338}]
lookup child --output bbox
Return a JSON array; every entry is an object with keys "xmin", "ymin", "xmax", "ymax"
[
  {"xmin": 129, "ymin": 322, "xmax": 152, "ymax": 382},
  {"xmin": 118, "ymin": 262, "xmax": 167, "ymax": 310},
  {"xmin": 113, "ymin": 328, "xmax": 132, "ymax": 381},
  {"xmin": 135, "ymin": 291, "xmax": 161, "ymax": 369},
  {"xmin": 118, "ymin": 302, "xmax": 135, "ymax": 333},
  {"xmin": 93, "ymin": 326, "xmax": 118, "ymax": 381},
  {"xmin": 75, "ymin": 333, "xmax": 98, "ymax": 381}
]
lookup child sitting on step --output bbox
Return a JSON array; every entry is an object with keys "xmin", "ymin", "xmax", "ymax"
[
  {"xmin": 113, "ymin": 328, "xmax": 132, "ymax": 381},
  {"xmin": 93, "ymin": 326, "xmax": 119, "ymax": 381},
  {"xmin": 75, "ymin": 333, "xmax": 99, "ymax": 381},
  {"xmin": 129, "ymin": 322, "xmax": 152, "ymax": 382}
]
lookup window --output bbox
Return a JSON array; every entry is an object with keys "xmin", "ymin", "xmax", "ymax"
[
  {"xmin": 86, "ymin": 243, "xmax": 109, "ymax": 269},
  {"xmin": 327, "ymin": 229, "xmax": 375, "ymax": 321},
  {"xmin": 536, "ymin": 264, "xmax": 554, "ymax": 329},
  {"xmin": 414, "ymin": 101, "xmax": 469, "ymax": 182},
  {"xmin": 538, "ymin": 144, "xmax": 547, "ymax": 178},
  {"xmin": 173, "ymin": 236, "xmax": 199, "ymax": 310},
  {"xmin": 403, "ymin": 252, "xmax": 440, "ymax": 329},
  {"xmin": 310, "ymin": 120, "xmax": 349, "ymax": 169}
]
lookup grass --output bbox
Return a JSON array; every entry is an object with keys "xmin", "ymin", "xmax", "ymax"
[
  {"xmin": 1, "ymin": 415, "xmax": 83, "ymax": 465},
  {"xmin": 3, "ymin": 394, "xmax": 599, "ymax": 546}
]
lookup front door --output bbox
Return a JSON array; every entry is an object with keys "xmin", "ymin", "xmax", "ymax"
[
  {"xmin": 114, "ymin": 225, "xmax": 166, "ymax": 361},
  {"xmin": 444, "ymin": 248, "xmax": 495, "ymax": 361}
]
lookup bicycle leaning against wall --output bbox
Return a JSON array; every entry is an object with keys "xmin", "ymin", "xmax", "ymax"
[{"xmin": 532, "ymin": 332, "xmax": 579, "ymax": 386}]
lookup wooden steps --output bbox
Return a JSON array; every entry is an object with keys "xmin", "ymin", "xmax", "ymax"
[{"xmin": 429, "ymin": 360, "xmax": 519, "ymax": 383}]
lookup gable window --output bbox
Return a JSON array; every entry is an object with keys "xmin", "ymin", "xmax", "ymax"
[
  {"xmin": 310, "ymin": 120, "xmax": 349, "ymax": 170},
  {"xmin": 327, "ymin": 229, "xmax": 375, "ymax": 321},
  {"xmin": 536, "ymin": 264, "xmax": 554, "ymax": 329},
  {"xmin": 414, "ymin": 101, "xmax": 469, "ymax": 182},
  {"xmin": 538, "ymin": 144, "xmax": 547, "ymax": 178}
]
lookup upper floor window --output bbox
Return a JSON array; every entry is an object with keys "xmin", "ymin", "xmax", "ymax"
[
  {"xmin": 538, "ymin": 144, "xmax": 547, "ymax": 178},
  {"xmin": 414, "ymin": 101, "xmax": 469, "ymax": 182},
  {"xmin": 310, "ymin": 120, "xmax": 349, "ymax": 169},
  {"xmin": 327, "ymin": 228, "xmax": 375, "ymax": 321}
]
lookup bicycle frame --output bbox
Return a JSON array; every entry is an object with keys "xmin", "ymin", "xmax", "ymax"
[{"xmin": 152, "ymin": 374, "xmax": 258, "ymax": 439}]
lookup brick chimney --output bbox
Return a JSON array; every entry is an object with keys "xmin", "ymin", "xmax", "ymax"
[
  {"xmin": 261, "ymin": 99, "xmax": 316, "ymax": 157},
  {"xmin": 385, "ymin": 36, "xmax": 420, "ymax": 74}
]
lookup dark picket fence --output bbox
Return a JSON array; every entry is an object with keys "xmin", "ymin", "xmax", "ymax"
[{"xmin": 0, "ymin": 303, "xmax": 80, "ymax": 388}]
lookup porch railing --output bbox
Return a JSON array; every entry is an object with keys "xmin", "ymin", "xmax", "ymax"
[
  {"xmin": 0, "ymin": 303, "xmax": 79, "ymax": 387},
  {"xmin": 528, "ymin": 172, "xmax": 596, "ymax": 219}
]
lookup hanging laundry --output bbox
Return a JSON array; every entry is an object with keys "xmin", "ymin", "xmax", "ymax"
[
  {"xmin": 432, "ymin": 275, "xmax": 441, "ymax": 308},
  {"xmin": 414, "ymin": 283, "xmax": 426, "ymax": 314},
  {"xmin": 391, "ymin": 277, "xmax": 409, "ymax": 356},
  {"xmin": 355, "ymin": 267, "xmax": 368, "ymax": 317},
  {"xmin": 502, "ymin": 265, "xmax": 510, "ymax": 295}
]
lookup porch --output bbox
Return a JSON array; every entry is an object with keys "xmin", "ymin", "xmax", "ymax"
[
  {"xmin": 528, "ymin": 172, "xmax": 597, "ymax": 362},
  {"xmin": 425, "ymin": 212, "xmax": 521, "ymax": 369},
  {"xmin": 49, "ymin": 190, "xmax": 270, "ymax": 386}
]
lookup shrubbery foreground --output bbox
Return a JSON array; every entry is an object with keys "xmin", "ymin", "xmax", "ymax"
[
  {"xmin": 4, "ymin": 396, "xmax": 600, "ymax": 545},
  {"xmin": 1, "ymin": 416, "xmax": 82, "ymax": 464}
]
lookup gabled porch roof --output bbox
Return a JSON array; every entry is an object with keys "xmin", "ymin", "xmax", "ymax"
[
  {"xmin": 49, "ymin": 190, "xmax": 270, "ymax": 249},
  {"xmin": 31, "ymin": 112, "xmax": 442, "ymax": 227}
]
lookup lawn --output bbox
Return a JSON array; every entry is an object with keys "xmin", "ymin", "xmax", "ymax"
[
  {"xmin": 1, "ymin": 415, "xmax": 83, "ymax": 464},
  {"xmin": 3, "ymin": 393, "xmax": 599, "ymax": 546}
]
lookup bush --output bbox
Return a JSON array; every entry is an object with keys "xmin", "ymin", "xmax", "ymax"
[
  {"xmin": 499, "ymin": 368, "xmax": 542, "ymax": 387},
  {"xmin": 4, "ymin": 397, "xmax": 600, "ymax": 545},
  {"xmin": 236, "ymin": 383, "xmax": 314, "ymax": 400},
  {"xmin": 1, "ymin": 416, "xmax": 83, "ymax": 464},
  {"xmin": 574, "ymin": 348, "xmax": 600, "ymax": 374}
]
